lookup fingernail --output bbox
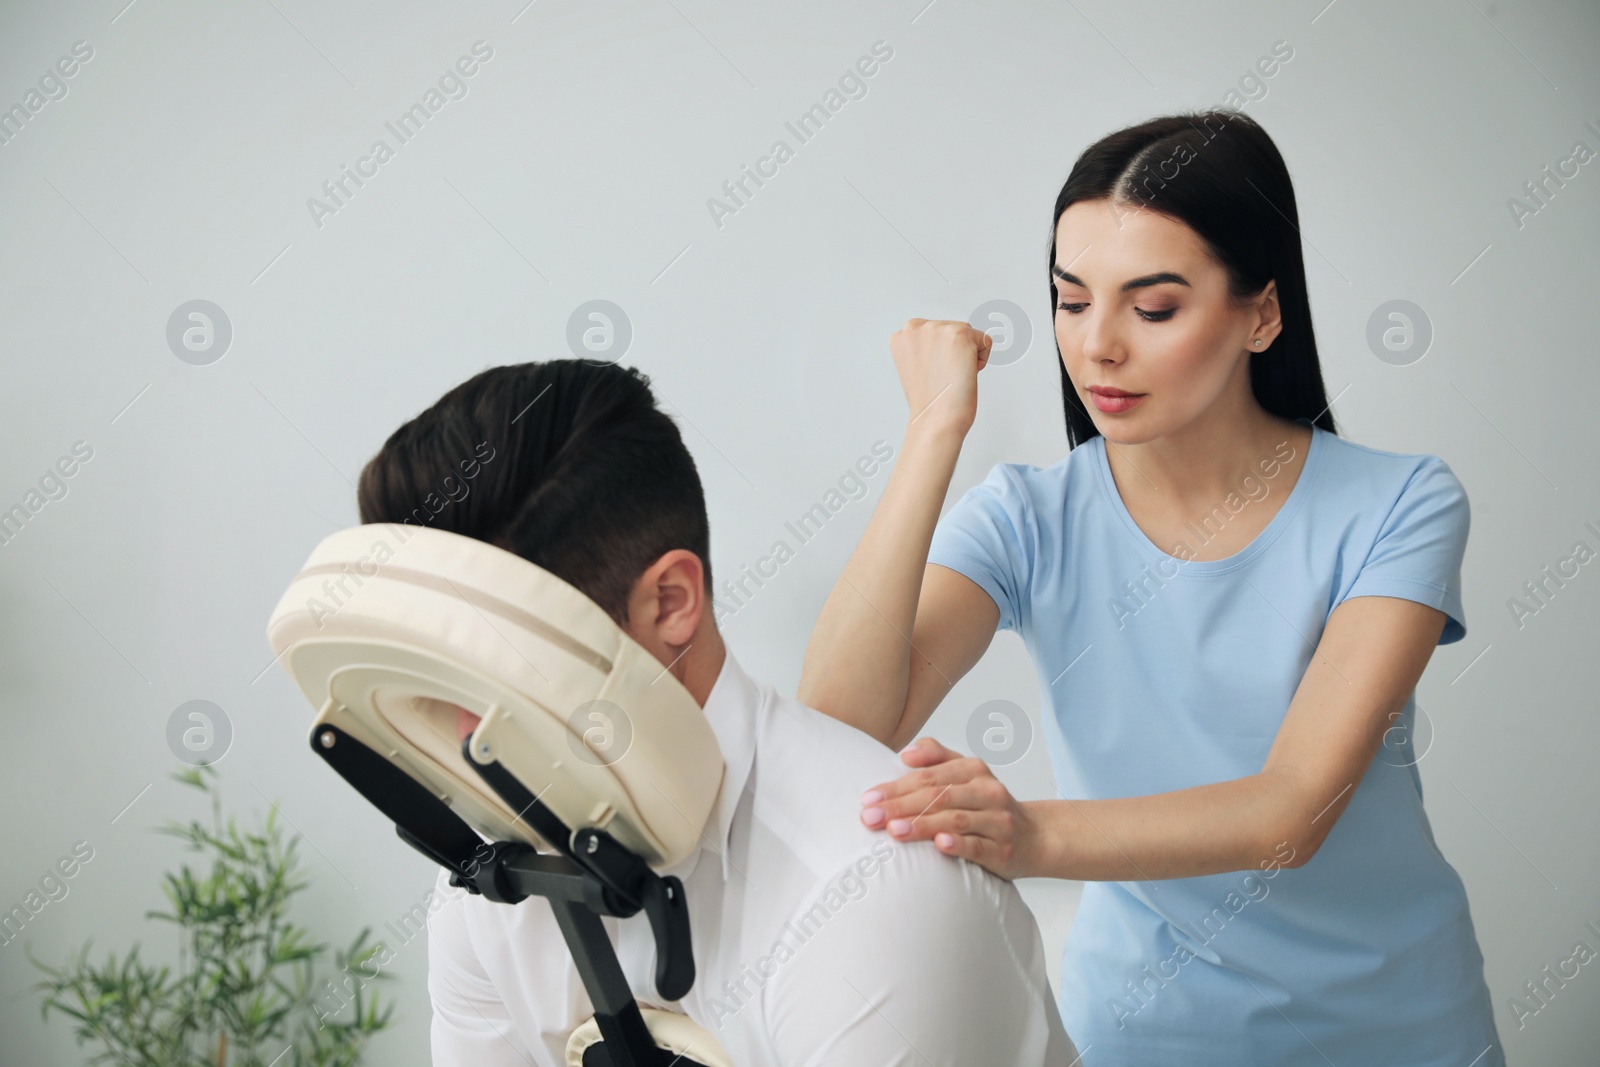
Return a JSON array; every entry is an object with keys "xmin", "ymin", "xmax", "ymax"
[
  {"xmin": 862, "ymin": 807, "xmax": 885, "ymax": 827},
  {"xmin": 860, "ymin": 790, "xmax": 883, "ymax": 806},
  {"xmin": 936, "ymin": 833, "xmax": 955, "ymax": 849},
  {"xmin": 888, "ymin": 819, "xmax": 911, "ymax": 836}
]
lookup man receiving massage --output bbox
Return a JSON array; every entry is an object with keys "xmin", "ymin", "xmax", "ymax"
[{"xmin": 353, "ymin": 358, "xmax": 1080, "ymax": 1066}]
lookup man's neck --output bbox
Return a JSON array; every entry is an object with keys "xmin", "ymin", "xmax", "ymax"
[{"xmin": 672, "ymin": 620, "xmax": 727, "ymax": 707}]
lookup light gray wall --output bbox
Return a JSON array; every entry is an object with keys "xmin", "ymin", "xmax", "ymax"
[{"xmin": 2, "ymin": 1, "xmax": 1596, "ymax": 1064}]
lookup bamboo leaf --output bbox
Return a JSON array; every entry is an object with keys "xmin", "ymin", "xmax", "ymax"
[{"xmin": 32, "ymin": 767, "xmax": 396, "ymax": 1065}]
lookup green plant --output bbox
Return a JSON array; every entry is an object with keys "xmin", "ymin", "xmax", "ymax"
[{"xmin": 32, "ymin": 765, "xmax": 395, "ymax": 1066}]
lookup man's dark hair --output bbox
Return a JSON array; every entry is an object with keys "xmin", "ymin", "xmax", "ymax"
[{"xmin": 357, "ymin": 360, "xmax": 712, "ymax": 624}]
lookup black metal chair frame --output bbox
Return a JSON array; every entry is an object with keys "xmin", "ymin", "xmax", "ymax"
[{"xmin": 309, "ymin": 723, "xmax": 702, "ymax": 1067}]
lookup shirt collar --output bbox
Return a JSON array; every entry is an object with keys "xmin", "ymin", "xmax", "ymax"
[{"xmin": 691, "ymin": 644, "xmax": 759, "ymax": 882}]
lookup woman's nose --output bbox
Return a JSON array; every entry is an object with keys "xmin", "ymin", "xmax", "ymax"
[{"xmin": 1070, "ymin": 310, "xmax": 1123, "ymax": 364}]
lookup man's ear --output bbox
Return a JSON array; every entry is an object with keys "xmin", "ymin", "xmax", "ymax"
[{"xmin": 623, "ymin": 549, "xmax": 706, "ymax": 651}]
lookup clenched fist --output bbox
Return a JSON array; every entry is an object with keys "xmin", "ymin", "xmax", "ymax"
[{"xmin": 889, "ymin": 318, "xmax": 993, "ymax": 439}]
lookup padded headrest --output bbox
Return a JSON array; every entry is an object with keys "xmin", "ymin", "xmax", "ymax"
[{"xmin": 265, "ymin": 523, "xmax": 724, "ymax": 869}]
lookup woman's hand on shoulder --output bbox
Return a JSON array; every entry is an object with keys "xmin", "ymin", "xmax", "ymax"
[
  {"xmin": 858, "ymin": 737, "xmax": 1041, "ymax": 881},
  {"xmin": 890, "ymin": 319, "xmax": 992, "ymax": 440}
]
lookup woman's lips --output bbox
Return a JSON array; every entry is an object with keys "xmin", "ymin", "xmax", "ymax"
[{"xmin": 1088, "ymin": 389, "xmax": 1146, "ymax": 414}]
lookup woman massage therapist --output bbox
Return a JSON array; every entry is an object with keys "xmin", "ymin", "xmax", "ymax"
[{"xmin": 798, "ymin": 111, "xmax": 1503, "ymax": 1063}]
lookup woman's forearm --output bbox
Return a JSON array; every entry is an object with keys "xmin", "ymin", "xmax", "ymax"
[
  {"xmin": 1024, "ymin": 772, "xmax": 1304, "ymax": 882},
  {"xmin": 798, "ymin": 423, "xmax": 965, "ymax": 746}
]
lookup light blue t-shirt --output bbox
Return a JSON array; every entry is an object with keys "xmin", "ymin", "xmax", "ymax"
[{"xmin": 927, "ymin": 420, "xmax": 1503, "ymax": 1066}]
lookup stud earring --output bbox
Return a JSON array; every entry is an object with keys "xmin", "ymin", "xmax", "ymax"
[{"xmin": 1253, "ymin": 340, "xmax": 1263, "ymax": 347}]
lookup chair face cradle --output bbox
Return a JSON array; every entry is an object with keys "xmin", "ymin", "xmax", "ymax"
[{"xmin": 266, "ymin": 524, "xmax": 733, "ymax": 1067}]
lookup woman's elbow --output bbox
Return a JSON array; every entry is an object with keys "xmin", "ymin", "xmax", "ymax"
[
  {"xmin": 798, "ymin": 687, "xmax": 901, "ymax": 749},
  {"xmin": 1251, "ymin": 829, "xmax": 1313, "ymax": 873},
  {"xmin": 1260, "ymin": 814, "xmax": 1332, "ymax": 871},
  {"xmin": 1253, "ymin": 772, "xmax": 1346, "ymax": 871},
  {"xmin": 1254, "ymin": 796, "xmax": 1331, "ymax": 870}
]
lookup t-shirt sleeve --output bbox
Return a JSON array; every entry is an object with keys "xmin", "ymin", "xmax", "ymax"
[
  {"xmin": 1341, "ymin": 456, "xmax": 1470, "ymax": 644},
  {"xmin": 926, "ymin": 464, "xmax": 1035, "ymax": 634}
]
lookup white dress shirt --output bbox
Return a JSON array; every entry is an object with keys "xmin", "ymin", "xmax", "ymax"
[{"xmin": 427, "ymin": 647, "xmax": 1080, "ymax": 1065}]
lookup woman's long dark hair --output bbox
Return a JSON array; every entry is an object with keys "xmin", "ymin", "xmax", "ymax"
[{"xmin": 1048, "ymin": 110, "xmax": 1336, "ymax": 448}]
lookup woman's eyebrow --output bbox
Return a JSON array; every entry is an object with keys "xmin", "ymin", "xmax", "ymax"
[{"xmin": 1053, "ymin": 266, "xmax": 1191, "ymax": 292}]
